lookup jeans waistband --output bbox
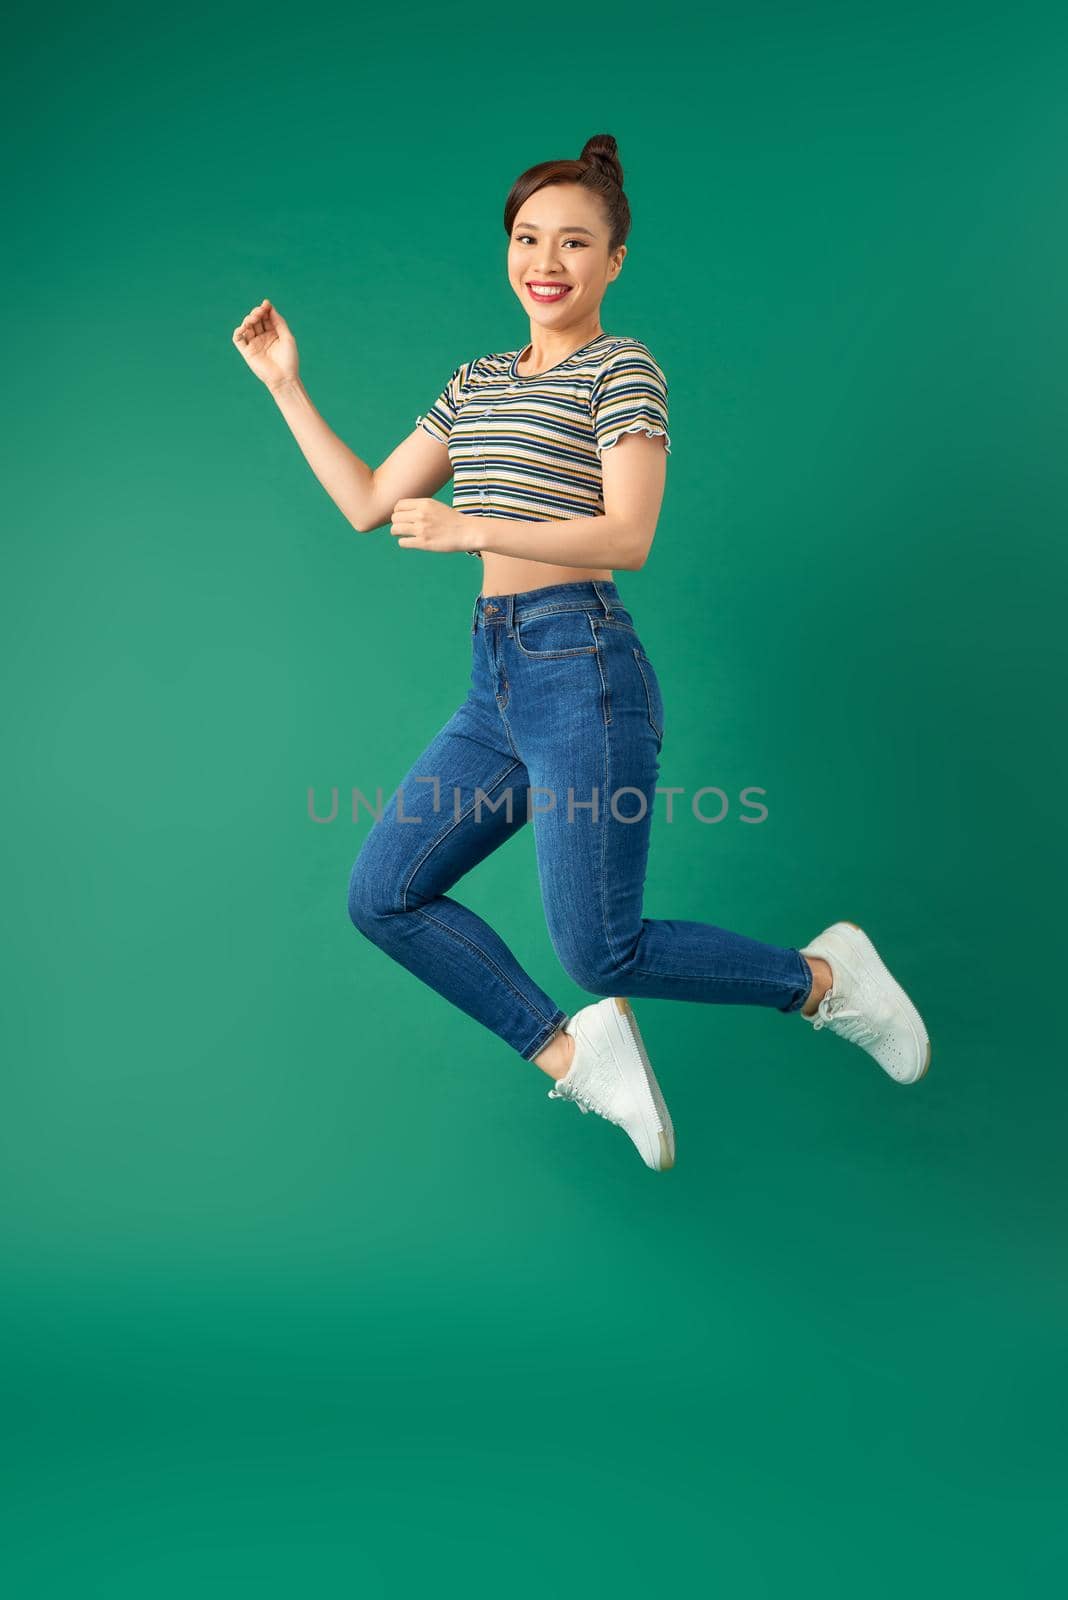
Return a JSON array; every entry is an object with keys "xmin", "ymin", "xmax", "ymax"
[{"xmin": 471, "ymin": 579, "xmax": 623, "ymax": 633}]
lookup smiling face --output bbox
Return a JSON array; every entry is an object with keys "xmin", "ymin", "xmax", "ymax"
[{"xmin": 507, "ymin": 182, "xmax": 626, "ymax": 333}]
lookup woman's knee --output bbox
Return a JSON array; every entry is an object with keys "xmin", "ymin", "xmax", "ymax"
[
  {"xmin": 347, "ymin": 848, "xmax": 402, "ymax": 935},
  {"xmin": 554, "ymin": 934, "xmax": 624, "ymax": 996}
]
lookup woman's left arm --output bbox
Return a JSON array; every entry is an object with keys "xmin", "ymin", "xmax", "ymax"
[{"xmin": 390, "ymin": 430, "xmax": 668, "ymax": 568}]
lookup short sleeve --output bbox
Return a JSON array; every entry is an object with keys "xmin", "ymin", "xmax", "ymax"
[
  {"xmin": 414, "ymin": 360, "xmax": 473, "ymax": 445},
  {"xmin": 590, "ymin": 344, "xmax": 671, "ymax": 456}
]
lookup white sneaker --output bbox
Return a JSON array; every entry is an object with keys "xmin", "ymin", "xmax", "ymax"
[
  {"xmin": 799, "ymin": 920, "xmax": 931, "ymax": 1084},
  {"xmin": 546, "ymin": 997, "xmax": 676, "ymax": 1171}
]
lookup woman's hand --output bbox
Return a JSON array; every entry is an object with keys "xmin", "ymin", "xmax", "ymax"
[
  {"xmin": 390, "ymin": 500, "xmax": 475, "ymax": 555},
  {"xmin": 231, "ymin": 298, "xmax": 299, "ymax": 391}
]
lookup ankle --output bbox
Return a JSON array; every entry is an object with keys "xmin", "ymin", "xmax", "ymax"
[
  {"xmin": 800, "ymin": 957, "xmax": 833, "ymax": 1017},
  {"xmin": 534, "ymin": 1023, "xmax": 575, "ymax": 1080}
]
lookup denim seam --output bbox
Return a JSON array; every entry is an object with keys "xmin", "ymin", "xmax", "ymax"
[
  {"xmin": 494, "ymin": 696, "xmax": 522, "ymax": 761},
  {"xmin": 598, "ymin": 678, "xmax": 622, "ymax": 972},
  {"xmin": 629, "ymin": 968, "xmax": 803, "ymax": 988},
  {"xmin": 411, "ymin": 906, "xmax": 560, "ymax": 1033},
  {"xmin": 632, "ymin": 649, "xmax": 663, "ymax": 747},
  {"xmin": 517, "ymin": 602, "xmax": 600, "ymax": 620},
  {"xmin": 484, "ymin": 621, "xmax": 523, "ymax": 760},
  {"xmin": 513, "ymin": 610, "xmax": 599, "ymax": 659},
  {"xmin": 592, "ymin": 627, "xmax": 612, "ymax": 728},
  {"xmin": 515, "ymin": 602, "xmax": 625, "ymax": 623},
  {"xmin": 399, "ymin": 757, "xmax": 562, "ymax": 1036},
  {"xmin": 400, "ymin": 757, "xmax": 523, "ymax": 913}
]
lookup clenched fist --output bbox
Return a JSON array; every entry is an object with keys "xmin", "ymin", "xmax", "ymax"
[
  {"xmin": 232, "ymin": 299, "xmax": 299, "ymax": 392},
  {"xmin": 390, "ymin": 499, "xmax": 477, "ymax": 555}
]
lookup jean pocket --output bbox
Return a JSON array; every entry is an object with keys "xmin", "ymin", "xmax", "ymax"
[
  {"xmin": 632, "ymin": 647, "xmax": 665, "ymax": 751},
  {"xmin": 513, "ymin": 608, "xmax": 600, "ymax": 659}
]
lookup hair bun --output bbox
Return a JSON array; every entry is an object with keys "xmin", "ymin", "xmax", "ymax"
[{"xmin": 579, "ymin": 133, "xmax": 624, "ymax": 188}]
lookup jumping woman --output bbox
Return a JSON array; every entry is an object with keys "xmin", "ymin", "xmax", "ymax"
[{"xmin": 232, "ymin": 133, "xmax": 931, "ymax": 1173}]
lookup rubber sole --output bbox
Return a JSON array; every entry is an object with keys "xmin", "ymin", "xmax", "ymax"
[{"xmin": 612, "ymin": 996, "xmax": 676, "ymax": 1170}]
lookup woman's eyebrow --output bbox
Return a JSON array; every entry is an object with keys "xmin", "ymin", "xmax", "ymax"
[{"xmin": 514, "ymin": 223, "xmax": 597, "ymax": 236}]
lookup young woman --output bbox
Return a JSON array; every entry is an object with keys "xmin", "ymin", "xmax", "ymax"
[{"xmin": 232, "ymin": 134, "xmax": 930, "ymax": 1174}]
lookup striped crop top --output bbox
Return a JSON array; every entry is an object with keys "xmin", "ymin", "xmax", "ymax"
[{"xmin": 414, "ymin": 331, "xmax": 670, "ymax": 530}]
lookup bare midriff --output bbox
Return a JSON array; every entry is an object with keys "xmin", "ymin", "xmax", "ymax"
[{"xmin": 478, "ymin": 551, "xmax": 614, "ymax": 598}]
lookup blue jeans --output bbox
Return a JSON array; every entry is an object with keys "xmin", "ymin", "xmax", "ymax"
[{"xmin": 347, "ymin": 580, "xmax": 814, "ymax": 1061}]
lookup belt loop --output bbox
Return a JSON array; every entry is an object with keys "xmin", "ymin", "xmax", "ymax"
[
  {"xmin": 506, "ymin": 592, "xmax": 516, "ymax": 635},
  {"xmin": 470, "ymin": 593, "xmax": 480, "ymax": 634},
  {"xmin": 592, "ymin": 580, "xmax": 613, "ymax": 618}
]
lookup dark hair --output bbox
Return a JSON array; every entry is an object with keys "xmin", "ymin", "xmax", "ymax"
[{"xmin": 503, "ymin": 133, "xmax": 632, "ymax": 255}]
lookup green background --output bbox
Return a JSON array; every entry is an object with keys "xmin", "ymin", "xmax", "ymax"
[{"xmin": 4, "ymin": 0, "xmax": 1067, "ymax": 1591}]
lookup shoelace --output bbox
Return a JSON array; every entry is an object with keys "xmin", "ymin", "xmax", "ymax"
[
  {"xmin": 812, "ymin": 990, "xmax": 880, "ymax": 1048},
  {"xmin": 547, "ymin": 1075, "xmax": 625, "ymax": 1128},
  {"xmin": 547, "ymin": 1082, "xmax": 591, "ymax": 1114}
]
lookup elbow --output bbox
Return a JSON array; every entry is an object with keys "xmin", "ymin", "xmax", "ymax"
[
  {"xmin": 350, "ymin": 513, "xmax": 382, "ymax": 536},
  {"xmin": 349, "ymin": 503, "xmax": 378, "ymax": 534},
  {"xmin": 620, "ymin": 528, "xmax": 655, "ymax": 570},
  {"xmin": 351, "ymin": 471, "xmax": 380, "ymax": 535}
]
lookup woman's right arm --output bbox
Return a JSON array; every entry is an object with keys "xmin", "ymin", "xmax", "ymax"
[{"xmin": 232, "ymin": 298, "xmax": 452, "ymax": 535}]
